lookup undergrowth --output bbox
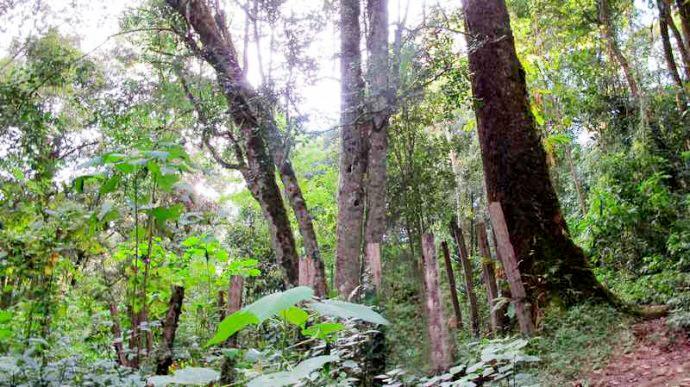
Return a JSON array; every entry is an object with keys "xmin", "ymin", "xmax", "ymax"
[{"xmin": 529, "ymin": 303, "xmax": 634, "ymax": 385}]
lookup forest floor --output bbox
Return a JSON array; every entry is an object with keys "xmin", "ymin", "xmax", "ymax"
[{"xmin": 578, "ymin": 317, "xmax": 690, "ymax": 387}]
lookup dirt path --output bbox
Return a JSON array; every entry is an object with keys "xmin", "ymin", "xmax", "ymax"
[{"xmin": 578, "ymin": 318, "xmax": 690, "ymax": 387}]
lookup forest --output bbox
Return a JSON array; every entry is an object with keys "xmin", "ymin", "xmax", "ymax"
[{"xmin": 1, "ymin": 0, "xmax": 689, "ymax": 385}]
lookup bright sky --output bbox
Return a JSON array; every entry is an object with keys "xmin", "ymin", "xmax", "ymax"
[{"xmin": 1, "ymin": 0, "xmax": 458, "ymax": 133}]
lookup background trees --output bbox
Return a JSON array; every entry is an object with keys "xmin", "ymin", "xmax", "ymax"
[{"xmin": 0, "ymin": 0, "xmax": 689, "ymax": 385}]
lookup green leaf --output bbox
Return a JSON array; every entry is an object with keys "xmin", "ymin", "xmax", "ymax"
[
  {"xmin": 99, "ymin": 174, "xmax": 120, "ymax": 194},
  {"xmin": 155, "ymin": 173, "xmax": 180, "ymax": 192},
  {"xmin": 247, "ymin": 355, "xmax": 339, "ymax": 387},
  {"xmin": 279, "ymin": 306, "xmax": 309, "ymax": 328},
  {"xmin": 301, "ymin": 322, "xmax": 344, "ymax": 340},
  {"xmin": 245, "ymin": 286, "xmax": 314, "ymax": 323},
  {"xmin": 150, "ymin": 204, "xmax": 184, "ymax": 223},
  {"xmin": 309, "ymin": 300, "xmax": 389, "ymax": 325},
  {"xmin": 206, "ymin": 310, "xmax": 259, "ymax": 347}
]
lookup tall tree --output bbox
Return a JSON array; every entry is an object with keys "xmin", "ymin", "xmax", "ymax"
[
  {"xmin": 336, "ymin": 0, "xmax": 368, "ymax": 298},
  {"xmin": 166, "ymin": 0, "xmax": 326, "ymax": 290},
  {"xmin": 364, "ymin": 0, "xmax": 391, "ymax": 291},
  {"xmin": 657, "ymin": 0, "xmax": 685, "ymax": 90},
  {"xmin": 598, "ymin": 0, "xmax": 640, "ymax": 99},
  {"xmin": 462, "ymin": 0, "xmax": 611, "ymax": 304}
]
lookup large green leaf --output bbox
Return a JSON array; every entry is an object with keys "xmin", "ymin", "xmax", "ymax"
[
  {"xmin": 247, "ymin": 355, "xmax": 339, "ymax": 387},
  {"xmin": 245, "ymin": 286, "xmax": 314, "ymax": 323},
  {"xmin": 206, "ymin": 310, "xmax": 259, "ymax": 347},
  {"xmin": 309, "ymin": 300, "xmax": 389, "ymax": 325},
  {"xmin": 150, "ymin": 204, "xmax": 184, "ymax": 223},
  {"xmin": 301, "ymin": 322, "xmax": 344, "ymax": 341},
  {"xmin": 148, "ymin": 367, "xmax": 220, "ymax": 386}
]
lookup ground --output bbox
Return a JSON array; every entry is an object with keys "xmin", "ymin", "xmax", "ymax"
[{"xmin": 578, "ymin": 318, "xmax": 690, "ymax": 387}]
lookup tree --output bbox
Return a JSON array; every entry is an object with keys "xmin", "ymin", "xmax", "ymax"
[
  {"xmin": 165, "ymin": 0, "xmax": 326, "ymax": 291},
  {"xmin": 336, "ymin": 0, "xmax": 368, "ymax": 298},
  {"xmin": 461, "ymin": 0, "xmax": 611, "ymax": 304}
]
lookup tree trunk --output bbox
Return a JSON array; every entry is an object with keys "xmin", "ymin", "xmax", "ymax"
[
  {"xmin": 664, "ymin": 0, "xmax": 690, "ymax": 80},
  {"xmin": 167, "ymin": 0, "xmax": 324, "ymax": 287},
  {"xmin": 217, "ymin": 290, "xmax": 226, "ymax": 322},
  {"xmin": 462, "ymin": 0, "xmax": 611, "ymax": 305},
  {"xmin": 677, "ymin": 0, "xmax": 690, "ymax": 48},
  {"xmin": 440, "ymin": 241, "xmax": 463, "ymax": 329},
  {"xmin": 598, "ymin": 0, "xmax": 640, "ymax": 99},
  {"xmin": 156, "ymin": 286, "xmax": 185, "ymax": 375},
  {"xmin": 449, "ymin": 219, "xmax": 480, "ymax": 337},
  {"xmin": 421, "ymin": 233, "xmax": 453, "ymax": 373},
  {"xmin": 220, "ymin": 275, "xmax": 244, "ymax": 384},
  {"xmin": 108, "ymin": 303, "xmax": 129, "ymax": 367},
  {"xmin": 336, "ymin": 0, "xmax": 368, "ymax": 299},
  {"xmin": 658, "ymin": 0, "xmax": 686, "ymax": 89},
  {"xmin": 364, "ymin": 0, "xmax": 391, "ymax": 292},
  {"xmin": 476, "ymin": 222, "xmax": 501, "ymax": 335},
  {"xmin": 488, "ymin": 202, "xmax": 535, "ymax": 336}
]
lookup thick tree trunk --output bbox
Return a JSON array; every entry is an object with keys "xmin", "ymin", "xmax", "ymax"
[
  {"xmin": 598, "ymin": 0, "xmax": 640, "ymax": 99},
  {"xmin": 420, "ymin": 233, "xmax": 453, "ymax": 373},
  {"xmin": 440, "ymin": 241, "xmax": 463, "ymax": 329},
  {"xmin": 155, "ymin": 286, "xmax": 185, "ymax": 375},
  {"xmin": 336, "ymin": 0, "xmax": 368, "ymax": 299},
  {"xmin": 167, "ymin": 0, "xmax": 325, "ymax": 287},
  {"xmin": 449, "ymin": 219, "xmax": 480, "ymax": 337},
  {"xmin": 364, "ymin": 0, "xmax": 390, "ymax": 292},
  {"xmin": 476, "ymin": 222, "xmax": 501, "ymax": 335},
  {"xmin": 462, "ymin": 0, "xmax": 611, "ymax": 305},
  {"xmin": 657, "ymin": 0, "xmax": 686, "ymax": 89},
  {"xmin": 488, "ymin": 202, "xmax": 534, "ymax": 336},
  {"xmin": 108, "ymin": 303, "xmax": 129, "ymax": 367}
]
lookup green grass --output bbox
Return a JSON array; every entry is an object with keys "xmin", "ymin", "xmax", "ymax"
[{"xmin": 529, "ymin": 303, "xmax": 635, "ymax": 385}]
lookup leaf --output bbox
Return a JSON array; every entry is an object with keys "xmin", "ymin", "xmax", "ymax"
[
  {"xmin": 155, "ymin": 173, "xmax": 180, "ymax": 192},
  {"xmin": 0, "ymin": 311, "xmax": 11, "ymax": 324},
  {"xmin": 99, "ymin": 174, "xmax": 120, "ymax": 194},
  {"xmin": 247, "ymin": 355, "xmax": 339, "ymax": 387},
  {"xmin": 150, "ymin": 204, "xmax": 184, "ymax": 223},
  {"xmin": 309, "ymin": 299, "xmax": 389, "ymax": 325},
  {"xmin": 97, "ymin": 201, "xmax": 118, "ymax": 222},
  {"xmin": 148, "ymin": 367, "xmax": 220, "ymax": 386},
  {"xmin": 206, "ymin": 310, "xmax": 259, "ymax": 347},
  {"xmin": 279, "ymin": 306, "xmax": 309, "ymax": 328},
  {"xmin": 245, "ymin": 286, "xmax": 314, "ymax": 323},
  {"xmin": 301, "ymin": 322, "xmax": 344, "ymax": 340}
]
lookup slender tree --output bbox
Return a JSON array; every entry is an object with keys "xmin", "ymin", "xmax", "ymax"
[
  {"xmin": 462, "ymin": 0, "xmax": 611, "ymax": 304},
  {"xmin": 598, "ymin": 0, "xmax": 639, "ymax": 99},
  {"xmin": 657, "ymin": 0, "xmax": 686, "ymax": 89}
]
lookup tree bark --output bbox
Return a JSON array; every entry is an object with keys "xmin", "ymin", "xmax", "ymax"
[
  {"xmin": 167, "ymin": 0, "xmax": 326, "ymax": 288},
  {"xmin": 664, "ymin": 0, "xmax": 690, "ymax": 80},
  {"xmin": 364, "ymin": 0, "xmax": 391, "ymax": 292},
  {"xmin": 421, "ymin": 233, "xmax": 453, "ymax": 373},
  {"xmin": 488, "ymin": 202, "xmax": 534, "ymax": 336},
  {"xmin": 155, "ymin": 286, "xmax": 185, "ymax": 375},
  {"xmin": 336, "ymin": 0, "xmax": 368, "ymax": 299},
  {"xmin": 462, "ymin": 0, "xmax": 611, "ymax": 305},
  {"xmin": 677, "ymin": 0, "xmax": 690, "ymax": 48},
  {"xmin": 449, "ymin": 219, "xmax": 480, "ymax": 337},
  {"xmin": 440, "ymin": 241, "xmax": 463, "ymax": 329},
  {"xmin": 220, "ymin": 275, "xmax": 244, "ymax": 384},
  {"xmin": 598, "ymin": 0, "xmax": 640, "ymax": 99},
  {"xmin": 476, "ymin": 222, "xmax": 501, "ymax": 335},
  {"xmin": 657, "ymin": 0, "xmax": 686, "ymax": 89}
]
